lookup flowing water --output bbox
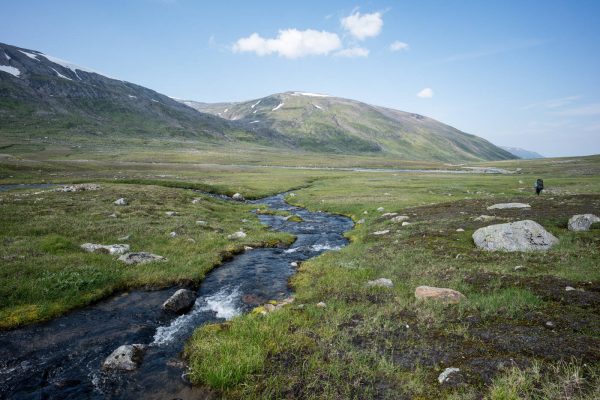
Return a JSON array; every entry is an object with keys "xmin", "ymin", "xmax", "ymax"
[{"xmin": 0, "ymin": 193, "xmax": 353, "ymax": 399}]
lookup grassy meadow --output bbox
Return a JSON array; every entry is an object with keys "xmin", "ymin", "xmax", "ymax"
[{"xmin": 1, "ymin": 148, "xmax": 599, "ymax": 399}]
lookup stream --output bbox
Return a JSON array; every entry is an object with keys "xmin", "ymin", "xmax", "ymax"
[{"xmin": 0, "ymin": 192, "xmax": 353, "ymax": 399}]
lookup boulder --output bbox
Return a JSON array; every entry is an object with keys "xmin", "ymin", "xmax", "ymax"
[
  {"xmin": 118, "ymin": 252, "xmax": 166, "ymax": 265},
  {"xmin": 367, "ymin": 278, "xmax": 393, "ymax": 288},
  {"xmin": 162, "ymin": 289, "xmax": 196, "ymax": 313},
  {"xmin": 356, "ymin": 218, "xmax": 365, "ymax": 224},
  {"xmin": 456, "ymin": 228, "xmax": 465, "ymax": 232},
  {"xmin": 381, "ymin": 212, "xmax": 398, "ymax": 218},
  {"xmin": 169, "ymin": 231, "xmax": 178, "ymax": 238},
  {"xmin": 232, "ymin": 193, "xmax": 245, "ymax": 201},
  {"xmin": 191, "ymin": 198, "xmax": 202, "ymax": 204},
  {"xmin": 487, "ymin": 203, "xmax": 530, "ymax": 210},
  {"xmin": 114, "ymin": 198, "xmax": 128, "ymax": 206},
  {"xmin": 472, "ymin": 220, "xmax": 558, "ymax": 252},
  {"xmin": 391, "ymin": 215, "xmax": 410, "ymax": 223},
  {"xmin": 401, "ymin": 221, "xmax": 411, "ymax": 226},
  {"xmin": 377, "ymin": 207, "xmax": 385, "ymax": 212},
  {"xmin": 196, "ymin": 220, "xmax": 207, "ymax": 226},
  {"xmin": 81, "ymin": 243, "xmax": 130, "ymax": 255},
  {"xmin": 415, "ymin": 286, "xmax": 465, "ymax": 304},
  {"xmin": 568, "ymin": 214, "xmax": 600, "ymax": 231},
  {"xmin": 227, "ymin": 230, "xmax": 247, "ymax": 240},
  {"xmin": 316, "ymin": 302, "xmax": 327, "ymax": 308},
  {"xmin": 102, "ymin": 344, "xmax": 145, "ymax": 371},
  {"xmin": 165, "ymin": 211, "xmax": 177, "ymax": 217}
]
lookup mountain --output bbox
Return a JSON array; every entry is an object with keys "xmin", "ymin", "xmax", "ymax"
[
  {"xmin": 0, "ymin": 42, "xmax": 241, "ymax": 142},
  {"xmin": 0, "ymin": 41, "xmax": 515, "ymax": 162},
  {"xmin": 500, "ymin": 146, "xmax": 544, "ymax": 159},
  {"xmin": 184, "ymin": 92, "xmax": 516, "ymax": 162}
]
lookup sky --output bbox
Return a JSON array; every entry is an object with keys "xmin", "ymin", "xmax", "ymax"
[{"xmin": 2, "ymin": 0, "xmax": 600, "ymax": 157}]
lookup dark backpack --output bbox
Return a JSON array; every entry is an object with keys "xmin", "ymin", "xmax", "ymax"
[{"xmin": 536, "ymin": 179, "xmax": 544, "ymax": 189}]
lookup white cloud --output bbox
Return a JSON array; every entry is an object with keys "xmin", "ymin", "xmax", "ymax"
[
  {"xmin": 335, "ymin": 47, "xmax": 369, "ymax": 58},
  {"xmin": 341, "ymin": 11, "xmax": 383, "ymax": 40},
  {"xmin": 556, "ymin": 103, "xmax": 600, "ymax": 116},
  {"xmin": 390, "ymin": 41, "xmax": 409, "ymax": 52},
  {"xmin": 522, "ymin": 95, "xmax": 580, "ymax": 110},
  {"xmin": 232, "ymin": 29, "xmax": 341, "ymax": 59},
  {"xmin": 417, "ymin": 88, "xmax": 434, "ymax": 98}
]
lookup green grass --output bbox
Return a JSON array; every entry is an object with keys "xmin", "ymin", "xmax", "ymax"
[
  {"xmin": 0, "ymin": 183, "xmax": 293, "ymax": 328},
  {"xmin": 1, "ymin": 151, "xmax": 599, "ymax": 399}
]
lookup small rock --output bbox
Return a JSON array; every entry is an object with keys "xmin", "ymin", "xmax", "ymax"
[
  {"xmin": 162, "ymin": 289, "xmax": 196, "ymax": 314},
  {"xmin": 244, "ymin": 246, "xmax": 253, "ymax": 251},
  {"xmin": 381, "ymin": 212, "xmax": 398, "ymax": 218},
  {"xmin": 401, "ymin": 221, "xmax": 411, "ymax": 226},
  {"xmin": 363, "ymin": 211, "xmax": 368, "ymax": 215},
  {"xmin": 165, "ymin": 211, "xmax": 177, "ymax": 217},
  {"xmin": 196, "ymin": 220, "xmax": 207, "ymax": 226},
  {"xmin": 227, "ymin": 231, "xmax": 246, "ymax": 240},
  {"xmin": 290, "ymin": 261, "xmax": 298, "ymax": 267},
  {"xmin": 108, "ymin": 213, "xmax": 118, "ymax": 218},
  {"xmin": 366, "ymin": 278, "xmax": 393, "ymax": 288},
  {"xmin": 377, "ymin": 207, "xmax": 385, "ymax": 212},
  {"xmin": 438, "ymin": 367, "xmax": 460, "ymax": 384},
  {"xmin": 316, "ymin": 302, "xmax": 326, "ymax": 308},
  {"xmin": 289, "ymin": 193, "xmax": 296, "ymax": 197},
  {"xmin": 118, "ymin": 252, "xmax": 166, "ymax": 265},
  {"xmin": 263, "ymin": 304, "xmax": 276, "ymax": 312},
  {"xmin": 102, "ymin": 344, "xmax": 145, "ymax": 371},
  {"xmin": 169, "ymin": 231, "xmax": 178, "ymax": 238},
  {"xmin": 356, "ymin": 218, "xmax": 365, "ymax": 224},
  {"xmin": 474, "ymin": 215, "xmax": 497, "ymax": 222},
  {"xmin": 545, "ymin": 321, "xmax": 555, "ymax": 328},
  {"xmin": 81, "ymin": 243, "xmax": 130, "ymax": 255},
  {"xmin": 487, "ymin": 203, "xmax": 530, "ymax": 210},
  {"xmin": 191, "ymin": 198, "xmax": 202, "ymax": 204},
  {"xmin": 568, "ymin": 214, "xmax": 600, "ymax": 231},
  {"xmin": 232, "ymin": 193, "xmax": 245, "ymax": 201},
  {"xmin": 241, "ymin": 219, "xmax": 249, "ymax": 223},
  {"xmin": 118, "ymin": 235, "xmax": 131, "ymax": 241},
  {"xmin": 565, "ymin": 286, "xmax": 576, "ymax": 291},
  {"xmin": 391, "ymin": 215, "xmax": 410, "ymax": 223},
  {"xmin": 514, "ymin": 265, "xmax": 525, "ymax": 271},
  {"xmin": 473, "ymin": 220, "xmax": 558, "ymax": 252},
  {"xmin": 372, "ymin": 230, "xmax": 390, "ymax": 236},
  {"xmin": 114, "ymin": 198, "xmax": 128, "ymax": 206},
  {"xmin": 415, "ymin": 286, "xmax": 465, "ymax": 304},
  {"xmin": 456, "ymin": 228, "xmax": 465, "ymax": 232}
]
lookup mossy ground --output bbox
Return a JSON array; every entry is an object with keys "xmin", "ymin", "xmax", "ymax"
[{"xmin": 1, "ymin": 152, "xmax": 599, "ymax": 398}]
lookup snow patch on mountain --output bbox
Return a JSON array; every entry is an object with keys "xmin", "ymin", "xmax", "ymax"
[
  {"xmin": 50, "ymin": 67, "xmax": 72, "ymax": 81},
  {"xmin": 313, "ymin": 104, "xmax": 323, "ymax": 110},
  {"xmin": 0, "ymin": 65, "xmax": 20, "ymax": 77},
  {"xmin": 19, "ymin": 50, "xmax": 40, "ymax": 60},
  {"xmin": 272, "ymin": 102, "xmax": 284, "ymax": 111},
  {"xmin": 3, "ymin": 51, "xmax": 10, "ymax": 61},
  {"xmin": 250, "ymin": 100, "xmax": 261, "ymax": 109},
  {"xmin": 291, "ymin": 91, "xmax": 330, "ymax": 97}
]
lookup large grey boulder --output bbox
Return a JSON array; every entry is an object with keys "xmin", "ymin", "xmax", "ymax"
[
  {"xmin": 568, "ymin": 214, "xmax": 600, "ymax": 231},
  {"xmin": 473, "ymin": 220, "xmax": 558, "ymax": 252},
  {"xmin": 227, "ymin": 230, "xmax": 247, "ymax": 240},
  {"xmin": 162, "ymin": 289, "xmax": 197, "ymax": 313},
  {"xmin": 102, "ymin": 344, "xmax": 145, "ymax": 371},
  {"xmin": 487, "ymin": 203, "xmax": 530, "ymax": 210},
  {"xmin": 81, "ymin": 243, "xmax": 130, "ymax": 255},
  {"xmin": 114, "ymin": 198, "xmax": 128, "ymax": 206},
  {"xmin": 118, "ymin": 252, "xmax": 166, "ymax": 265}
]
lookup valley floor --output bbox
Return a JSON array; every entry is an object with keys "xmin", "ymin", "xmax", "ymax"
[{"xmin": 1, "ymin": 152, "xmax": 599, "ymax": 399}]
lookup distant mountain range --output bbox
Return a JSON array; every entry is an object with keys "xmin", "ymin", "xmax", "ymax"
[
  {"xmin": 500, "ymin": 146, "xmax": 544, "ymax": 159},
  {"xmin": 0, "ymin": 42, "xmax": 516, "ymax": 162}
]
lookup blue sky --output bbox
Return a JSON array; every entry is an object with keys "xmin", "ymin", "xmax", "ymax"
[{"xmin": 2, "ymin": 0, "xmax": 600, "ymax": 157}]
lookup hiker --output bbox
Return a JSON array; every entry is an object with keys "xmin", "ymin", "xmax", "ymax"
[{"xmin": 535, "ymin": 178, "xmax": 544, "ymax": 195}]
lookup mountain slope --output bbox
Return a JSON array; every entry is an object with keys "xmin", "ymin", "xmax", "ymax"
[
  {"xmin": 500, "ymin": 146, "xmax": 544, "ymax": 159},
  {"xmin": 0, "ymin": 42, "xmax": 238, "ymax": 142},
  {"xmin": 184, "ymin": 92, "xmax": 516, "ymax": 162}
]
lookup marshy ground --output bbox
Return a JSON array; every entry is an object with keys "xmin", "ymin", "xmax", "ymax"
[{"xmin": 1, "ymin": 151, "xmax": 599, "ymax": 399}]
